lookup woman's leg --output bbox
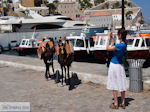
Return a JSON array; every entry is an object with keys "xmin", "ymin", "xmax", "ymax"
[
  {"xmin": 121, "ymin": 91, "xmax": 125, "ymax": 105},
  {"xmin": 113, "ymin": 90, "xmax": 118, "ymax": 105}
]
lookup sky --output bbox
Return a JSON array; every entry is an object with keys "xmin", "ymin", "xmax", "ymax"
[{"xmin": 132, "ymin": 0, "xmax": 150, "ymax": 24}]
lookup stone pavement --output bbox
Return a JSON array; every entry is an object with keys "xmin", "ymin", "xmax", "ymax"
[
  {"xmin": 0, "ymin": 64, "xmax": 150, "ymax": 112},
  {"xmin": 0, "ymin": 54, "xmax": 150, "ymax": 90}
]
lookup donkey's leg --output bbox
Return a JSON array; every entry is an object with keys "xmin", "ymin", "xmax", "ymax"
[
  {"xmin": 67, "ymin": 66, "xmax": 70, "ymax": 85},
  {"xmin": 47, "ymin": 60, "xmax": 51, "ymax": 78},
  {"xmin": 44, "ymin": 60, "xmax": 48, "ymax": 80},
  {"xmin": 61, "ymin": 66, "xmax": 64, "ymax": 86},
  {"xmin": 64, "ymin": 66, "xmax": 67, "ymax": 83},
  {"xmin": 52, "ymin": 59, "xmax": 54, "ymax": 73}
]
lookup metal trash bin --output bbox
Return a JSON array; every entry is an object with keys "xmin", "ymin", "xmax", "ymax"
[{"xmin": 127, "ymin": 59, "xmax": 145, "ymax": 92}]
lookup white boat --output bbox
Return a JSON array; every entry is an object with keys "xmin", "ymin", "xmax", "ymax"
[
  {"xmin": 0, "ymin": 4, "xmax": 92, "ymax": 32},
  {"xmin": 14, "ymin": 32, "xmax": 42, "ymax": 55},
  {"xmin": 90, "ymin": 31, "xmax": 150, "ymax": 62},
  {"xmin": 66, "ymin": 26, "xmax": 94, "ymax": 59}
]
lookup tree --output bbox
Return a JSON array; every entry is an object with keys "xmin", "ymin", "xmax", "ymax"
[
  {"xmin": 42, "ymin": 0, "xmax": 48, "ymax": 5},
  {"xmin": 105, "ymin": 2, "xmax": 109, "ymax": 9},
  {"xmin": 53, "ymin": 0, "xmax": 59, "ymax": 4},
  {"xmin": 80, "ymin": 0, "xmax": 93, "ymax": 10},
  {"xmin": 34, "ymin": 0, "xmax": 42, "ymax": 6},
  {"xmin": 112, "ymin": 1, "xmax": 121, "ymax": 9},
  {"xmin": 47, "ymin": 3, "xmax": 56, "ymax": 14},
  {"xmin": 95, "ymin": 0, "xmax": 105, "ymax": 6},
  {"xmin": 126, "ymin": 11, "xmax": 133, "ymax": 20}
]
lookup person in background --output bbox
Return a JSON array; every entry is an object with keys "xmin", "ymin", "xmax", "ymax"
[{"xmin": 106, "ymin": 28, "xmax": 128, "ymax": 109}]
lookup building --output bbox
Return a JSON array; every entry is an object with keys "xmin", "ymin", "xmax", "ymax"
[
  {"xmin": 58, "ymin": 2, "xmax": 83, "ymax": 20},
  {"xmin": 85, "ymin": 7, "xmax": 143, "ymax": 27},
  {"xmin": 21, "ymin": 0, "xmax": 34, "ymax": 7},
  {"xmin": 89, "ymin": 12, "xmax": 112, "ymax": 27}
]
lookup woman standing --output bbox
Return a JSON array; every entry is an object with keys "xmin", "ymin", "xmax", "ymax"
[{"xmin": 106, "ymin": 28, "xmax": 128, "ymax": 109}]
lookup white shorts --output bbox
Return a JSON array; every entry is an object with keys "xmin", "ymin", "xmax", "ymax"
[{"xmin": 107, "ymin": 62, "xmax": 128, "ymax": 92}]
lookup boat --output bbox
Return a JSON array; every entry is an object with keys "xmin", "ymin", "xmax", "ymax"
[
  {"xmin": 90, "ymin": 31, "xmax": 150, "ymax": 62},
  {"xmin": 14, "ymin": 31, "xmax": 42, "ymax": 55},
  {"xmin": 66, "ymin": 26, "xmax": 92, "ymax": 59},
  {"xmin": 89, "ymin": 30, "xmax": 111, "ymax": 61},
  {"xmin": 0, "ymin": 3, "xmax": 93, "ymax": 32},
  {"xmin": 126, "ymin": 36, "xmax": 150, "ymax": 59},
  {"xmin": 14, "ymin": 38, "xmax": 42, "ymax": 55}
]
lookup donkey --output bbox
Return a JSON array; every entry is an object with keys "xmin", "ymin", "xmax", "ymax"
[
  {"xmin": 56, "ymin": 39, "xmax": 73, "ymax": 85},
  {"xmin": 37, "ymin": 38, "xmax": 55, "ymax": 80}
]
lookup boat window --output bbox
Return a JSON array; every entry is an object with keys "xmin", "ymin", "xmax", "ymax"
[
  {"xmin": 32, "ymin": 24, "xmax": 62, "ymax": 29},
  {"xmin": 74, "ymin": 24, "xmax": 86, "ymax": 26},
  {"xmin": 135, "ymin": 39, "xmax": 140, "ymax": 47},
  {"xmin": 85, "ymin": 39, "xmax": 89, "ymax": 48},
  {"xmin": 146, "ymin": 38, "xmax": 150, "ymax": 47},
  {"xmin": 26, "ymin": 40, "xmax": 29, "ymax": 46},
  {"xmin": 90, "ymin": 38, "xmax": 94, "ymax": 47},
  {"xmin": 76, "ymin": 39, "xmax": 84, "ymax": 47},
  {"xmin": 69, "ymin": 39, "xmax": 75, "ymax": 47},
  {"xmin": 32, "ymin": 41, "xmax": 36, "ymax": 47},
  {"xmin": 127, "ymin": 39, "xmax": 134, "ymax": 47},
  {"xmin": 100, "ymin": 37, "xmax": 106, "ymax": 45},
  {"xmin": 21, "ymin": 40, "xmax": 26, "ymax": 45},
  {"xmin": 141, "ymin": 40, "xmax": 145, "ymax": 47},
  {"xmin": 95, "ymin": 37, "xmax": 99, "ymax": 45},
  {"xmin": 57, "ymin": 17, "xmax": 72, "ymax": 20}
]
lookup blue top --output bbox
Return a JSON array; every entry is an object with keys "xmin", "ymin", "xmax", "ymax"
[{"xmin": 111, "ymin": 42, "xmax": 127, "ymax": 64}]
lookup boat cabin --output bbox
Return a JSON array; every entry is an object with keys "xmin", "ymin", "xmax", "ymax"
[
  {"xmin": 90, "ymin": 31, "xmax": 117, "ymax": 51},
  {"xmin": 66, "ymin": 33, "xmax": 90, "ymax": 58},
  {"xmin": 127, "ymin": 37, "xmax": 150, "ymax": 50},
  {"xmin": 126, "ymin": 36, "xmax": 150, "ymax": 59},
  {"xmin": 19, "ymin": 39, "xmax": 40, "ymax": 47}
]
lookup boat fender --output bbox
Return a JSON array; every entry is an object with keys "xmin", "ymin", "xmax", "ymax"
[{"xmin": 87, "ymin": 48, "xmax": 90, "ymax": 54}]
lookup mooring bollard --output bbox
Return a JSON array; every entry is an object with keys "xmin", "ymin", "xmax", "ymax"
[{"xmin": 127, "ymin": 59, "xmax": 145, "ymax": 92}]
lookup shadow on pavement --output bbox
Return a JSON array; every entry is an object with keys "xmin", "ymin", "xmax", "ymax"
[
  {"xmin": 68, "ymin": 73, "xmax": 82, "ymax": 91},
  {"xmin": 53, "ymin": 70, "xmax": 81, "ymax": 90},
  {"xmin": 112, "ymin": 97, "xmax": 134, "ymax": 107}
]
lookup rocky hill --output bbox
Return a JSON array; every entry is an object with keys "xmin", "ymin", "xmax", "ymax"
[{"xmin": 92, "ymin": 0, "xmax": 136, "ymax": 10}]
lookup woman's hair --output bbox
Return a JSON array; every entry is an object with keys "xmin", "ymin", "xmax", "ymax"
[{"xmin": 118, "ymin": 28, "xmax": 127, "ymax": 43}]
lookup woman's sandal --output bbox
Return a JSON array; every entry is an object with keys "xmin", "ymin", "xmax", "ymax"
[
  {"xmin": 119, "ymin": 104, "xmax": 126, "ymax": 109},
  {"xmin": 110, "ymin": 104, "xmax": 118, "ymax": 109}
]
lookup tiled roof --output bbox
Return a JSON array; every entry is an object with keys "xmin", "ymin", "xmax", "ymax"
[
  {"xmin": 91, "ymin": 12, "xmax": 110, "ymax": 16},
  {"xmin": 90, "ymin": 9, "xmax": 138, "ymax": 17},
  {"xmin": 59, "ymin": 2, "xmax": 75, "ymax": 4}
]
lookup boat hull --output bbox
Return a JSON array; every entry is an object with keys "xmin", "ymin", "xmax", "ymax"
[
  {"xmin": 74, "ymin": 50, "xmax": 89, "ymax": 59},
  {"xmin": 127, "ymin": 50, "xmax": 150, "ymax": 59},
  {"xmin": 93, "ymin": 50, "xmax": 150, "ymax": 61},
  {"xmin": 14, "ymin": 47, "xmax": 38, "ymax": 55}
]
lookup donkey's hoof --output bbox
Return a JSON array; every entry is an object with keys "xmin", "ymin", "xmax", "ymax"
[
  {"xmin": 61, "ymin": 84, "xmax": 64, "ymax": 87},
  {"xmin": 46, "ymin": 78, "xmax": 50, "ymax": 81},
  {"xmin": 49, "ymin": 75, "xmax": 52, "ymax": 79}
]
